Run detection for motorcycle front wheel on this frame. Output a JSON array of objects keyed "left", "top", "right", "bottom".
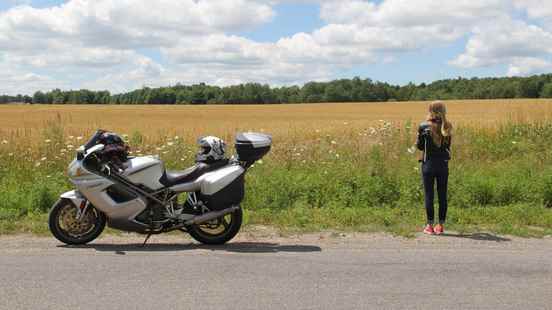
[
  {"left": 48, "top": 199, "right": 106, "bottom": 245},
  {"left": 187, "top": 207, "right": 242, "bottom": 245}
]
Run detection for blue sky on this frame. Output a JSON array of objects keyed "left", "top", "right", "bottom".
[
  {"left": 238, "top": 3, "right": 325, "bottom": 42},
  {"left": 0, "top": 0, "right": 551, "bottom": 94},
  {"left": 0, "top": 0, "right": 64, "bottom": 10}
]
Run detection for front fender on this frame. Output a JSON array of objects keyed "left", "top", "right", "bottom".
[{"left": 60, "top": 190, "right": 85, "bottom": 208}]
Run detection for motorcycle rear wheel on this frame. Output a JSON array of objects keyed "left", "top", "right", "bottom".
[
  {"left": 187, "top": 207, "right": 242, "bottom": 245},
  {"left": 48, "top": 199, "right": 106, "bottom": 245}
]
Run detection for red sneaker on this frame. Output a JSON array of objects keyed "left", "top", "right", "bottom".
[
  {"left": 423, "top": 224, "right": 434, "bottom": 235},
  {"left": 434, "top": 224, "right": 444, "bottom": 235}
]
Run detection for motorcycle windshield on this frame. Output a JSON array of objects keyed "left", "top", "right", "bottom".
[{"left": 83, "top": 129, "right": 107, "bottom": 151}]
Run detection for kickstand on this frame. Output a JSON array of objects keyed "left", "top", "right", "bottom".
[{"left": 141, "top": 233, "right": 152, "bottom": 247}]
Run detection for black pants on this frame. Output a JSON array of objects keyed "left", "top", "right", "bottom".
[{"left": 422, "top": 159, "right": 449, "bottom": 225}]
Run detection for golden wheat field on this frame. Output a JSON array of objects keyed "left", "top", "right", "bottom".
[{"left": 1, "top": 99, "right": 552, "bottom": 147}]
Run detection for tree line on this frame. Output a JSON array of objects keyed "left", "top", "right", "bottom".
[{"left": 3, "top": 74, "right": 552, "bottom": 105}]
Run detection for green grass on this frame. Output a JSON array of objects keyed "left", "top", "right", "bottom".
[{"left": 1, "top": 120, "right": 552, "bottom": 237}]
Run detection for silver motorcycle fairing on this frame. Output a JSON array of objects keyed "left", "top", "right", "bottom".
[
  {"left": 122, "top": 156, "right": 165, "bottom": 190},
  {"left": 67, "top": 159, "right": 147, "bottom": 228},
  {"left": 60, "top": 190, "right": 85, "bottom": 208},
  {"left": 169, "top": 164, "right": 245, "bottom": 195},
  {"left": 63, "top": 155, "right": 245, "bottom": 233}
]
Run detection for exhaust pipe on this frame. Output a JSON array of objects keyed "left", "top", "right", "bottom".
[{"left": 185, "top": 205, "right": 240, "bottom": 225}]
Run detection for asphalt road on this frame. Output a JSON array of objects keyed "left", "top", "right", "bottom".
[{"left": 1, "top": 231, "right": 551, "bottom": 310}]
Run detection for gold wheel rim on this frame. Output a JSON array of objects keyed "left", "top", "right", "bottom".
[
  {"left": 197, "top": 214, "right": 232, "bottom": 236},
  {"left": 58, "top": 204, "right": 96, "bottom": 237}
]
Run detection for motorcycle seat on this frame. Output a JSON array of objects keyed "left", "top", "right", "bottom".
[{"left": 160, "top": 159, "right": 229, "bottom": 187}]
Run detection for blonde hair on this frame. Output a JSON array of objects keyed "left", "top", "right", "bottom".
[{"left": 427, "top": 101, "right": 452, "bottom": 146}]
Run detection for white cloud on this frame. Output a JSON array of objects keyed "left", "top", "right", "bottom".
[
  {"left": 451, "top": 17, "right": 552, "bottom": 75},
  {"left": 160, "top": 34, "right": 336, "bottom": 86},
  {"left": 0, "top": 0, "right": 275, "bottom": 94},
  {"left": 3, "top": 0, "right": 552, "bottom": 93},
  {"left": 507, "top": 57, "right": 552, "bottom": 76},
  {"left": 160, "top": 1, "right": 516, "bottom": 85},
  {"left": 321, "top": 0, "right": 510, "bottom": 27},
  {"left": 0, "top": 0, "right": 274, "bottom": 49},
  {"left": 0, "top": 64, "right": 65, "bottom": 95},
  {"left": 513, "top": 0, "right": 552, "bottom": 20}
]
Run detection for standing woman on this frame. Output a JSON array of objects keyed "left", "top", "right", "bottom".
[{"left": 416, "top": 101, "right": 453, "bottom": 235}]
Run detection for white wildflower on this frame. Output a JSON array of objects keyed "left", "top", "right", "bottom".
[
  {"left": 167, "top": 142, "right": 174, "bottom": 146},
  {"left": 257, "top": 159, "right": 263, "bottom": 164},
  {"left": 41, "top": 157, "right": 47, "bottom": 161},
  {"left": 512, "top": 141, "right": 518, "bottom": 144},
  {"left": 44, "top": 139, "right": 51, "bottom": 143},
  {"left": 331, "top": 140, "right": 337, "bottom": 145},
  {"left": 335, "top": 153, "right": 340, "bottom": 158},
  {"left": 35, "top": 162, "right": 41, "bottom": 167},
  {"left": 174, "top": 136, "right": 180, "bottom": 140}
]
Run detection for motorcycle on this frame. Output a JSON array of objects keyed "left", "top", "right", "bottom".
[{"left": 48, "top": 130, "right": 271, "bottom": 245}]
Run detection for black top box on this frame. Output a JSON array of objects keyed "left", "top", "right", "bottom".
[{"left": 235, "top": 132, "right": 272, "bottom": 162}]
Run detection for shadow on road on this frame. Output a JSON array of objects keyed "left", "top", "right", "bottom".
[
  {"left": 59, "top": 242, "right": 322, "bottom": 255},
  {"left": 439, "top": 232, "right": 511, "bottom": 242}
]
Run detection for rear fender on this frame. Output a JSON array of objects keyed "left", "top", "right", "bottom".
[{"left": 60, "top": 190, "right": 86, "bottom": 208}]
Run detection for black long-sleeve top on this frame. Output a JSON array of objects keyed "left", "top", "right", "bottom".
[{"left": 416, "top": 122, "right": 451, "bottom": 161}]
